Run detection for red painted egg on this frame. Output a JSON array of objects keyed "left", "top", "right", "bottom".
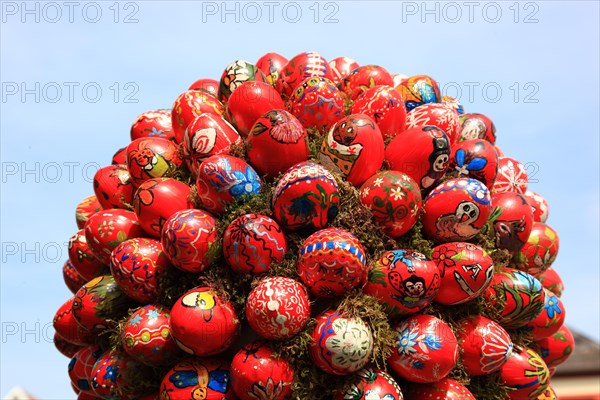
[
  {"left": 170, "top": 287, "right": 240, "bottom": 356},
  {"left": 76, "top": 195, "right": 102, "bottom": 229},
  {"left": 395, "top": 75, "right": 441, "bottom": 111},
  {"left": 351, "top": 85, "right": 407, "bottom": 139},
  {"left": 91, "top": 349, "right": 143, "bottom": 399},
  {"left": 459, "top": 113, "right": 496, "bottom": 143},
  {"left": 223, "top": 214, "right": 287, "bottom": 274},
  {"left": 334, "top": 368, "right": 403, "bottom": 400},
  {"left": 341, "top": 65, "right": 393, "bottom": 100},
  {"left": 272, "top": 162, "right": 339, "bottom": 232},
  {"left": 536, "top": 387, "right": 558, "bottom": 400},
  {"left": 77, "top": 392, "right": 101, "bottom": 400},
  {"left": 422, "top": 178, "right": 492, "bottom": 242},
  {"left": 405, "top": 103, "right": 461, "bottom": 144},
  {"left": 84, "top": 209, "right": 145, "bottom": 265},
  {"left": 112, "top": 146, "right": 128, "bottom": 165},
  {"left": 122, "top": 304, "right": 181, "bottom": 366},
  {"left": 495, "top": 145, "right": 505, "bottom": 157},
  {"left": 276, "top": 51, "right": 333, "bottom": 98},
  {"left": 492, "top": 192, "right": 534, "bottom": 254},
  {"left": 534, "top": 325, "right": 575, "bottom": 368},
  {"left": 538, "top": 267, "right": 564, "bottom": 297},
  {"left": 328, "top": 56, "right": 359, "bottom": 85},
  {"left": 68, "top": 229, "right": 106, "bottom": 281},
  {"left": 521, "top": 288, "right": 565, "bottom": 341},
  {"left": 218, "top": 59, "right": 267, "bottom": 102},
  {"left": 55, "top": 332, "right": 83, "bottom": 358},
  {"left": 256, "top": 52, "right": 288, "bottom": 87},
  {"left": 161, "top": 209, "right": 218, "bottom": 273},
  {"left": 320, "top": 113, "right": 384, "bottom": 186},
  {"left": 498, "top": 347, "right": 550, "bottom": 400},
  {"left": 225, "top": 80, "right": 284, "bottom": 137},
  {"left": 126, "top": 137, "right": 181, "bottom": 185},
  {"left": 231, "top": 342, "right": 294, "bottom": 400},
  {"left": 447, "top": 139, "right": 499, "bottom": 187},
  {"left": 188, "top": 78, "right": 219, "bottom": 98},
  {"left": 442, "top": 95, "right": 465, "bottom": 114},
  {"left": 53, "top": 298, "right": 93, "bottom": 345},
  {"left": 524, "top": 191, "right": 549, "bottom": 223},
  {"left": 172, "top": 90, "right": 224, "bottom": 143},
  {"left": 160, "top": 358, "right": 235, "bottom": 400},
  {"left": 456, "top": 316, "right": 513, "bottom": 375},
  {"left": 493, "top": 157, "right": 529, "bottom": 194},
  {"left": 195, "top": 155, "right": 262, "bottom": 214},
  {"left": 287, "top": 76, "right": 344, "bottom": 132},
  {"left": 431, "top": 242, "right": 494, "bottom": 305},
  {"left": 363, "top": 250, "right": 440, "bottom": 316},
  {"left": 69, "top": 345, "right": 103, "bottom": 394},
  {"left": 408, "top": 378, "right": 475, "bottom": 400},
  {"left": 515, "top": 223, "right": 560, "bottom": 277},
  {"left": 388, "top": 314, "right": 458, "bottom": 383},
  {"left": 385, "top": 126, "right": 451, "bottom": 192},
  {"left": 246, "top": 277, "right": 310, "bottom": 340},
  {"left": 309, "top": 310, "right": 373, "bottom": 375},
  {"left": 63, "top": 259, "right": 87, "bottom": 294},
  {"left": 93, "top": 165, "right": 134, "bottom": 209},
  {"left": 130, "top": 109, "right": 175, "bottom": 141},
  {"left": 297, "top": 228, "right": 367, "bottom": 298},
  {"left": 247, "top": 109, "right": 309, "bottom": 179},
  {"left": 359, "top": 170, "right": 422, "bottom": 238}
]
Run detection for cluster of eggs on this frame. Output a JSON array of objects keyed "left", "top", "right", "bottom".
[{"left": 54, "top": 51, "right": 571, "bottom": 400}]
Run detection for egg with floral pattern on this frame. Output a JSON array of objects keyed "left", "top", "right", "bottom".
[
  {"left": 515, "top": 223, "right": 560, "bottom": 277},
  {"left": 407, "top": 378, "right": 475, "bottom": 400},
  {"left": 351, "top": 85, "right": 407, "bottom": 139},
  {"left": 130, "top": 109, "right": 175, "bottom": 141},
  {"left": 287, "top": 76, "right": 344, "bottom": 132},
  {"left": 395, "top": 75, "right": 441, "bottom": 111},
  {"left": 520, "top": 288, "right": 566, "bottom": 341},
  {"left": 459, "top": 113, "right": 496, "bottom": 143},
  {"left": 492, "top": 192, "right": 534, "bottom": 254},
  {"left": 91, "top": 349, "right": 145, "bottom": 399},
  {"left": 218, "top": 59, "right": 267, "bottom": 102},
  {"left": 533, "top": 325, "right": 575, "bottom": 368},
  {"left": 68, "top": 229, "right": 106, "bottom": 281},
  {"left": 523, "top": 191, "right": 550, "bottom": 223},
  {"left": 493, "top": 157, "right": 529, "bottom": 194},
  {"left": 63, "top": 260, "right": 87, "bottom": 294},
  {"left": 538, "top": 267, "right": 564, "bottom": 297},
  {"left": 69, "top": 345, "right": 103, "bottom": 394},
  {"left": 256, "top": 52, "right": 288, "bottom": 87},
  {"left": 93, "top": 165, "right": 134, "bottom": 210},
  {"left": 405, "top": 103, "right": 461, "bottom": 144},
  {"left": 172, "top": 90, "right": 224, "bottom": 143},
  {"left": 442, "top": 96, "right": 464, "bottom": 114},
  {"left": 341, "top": 65, "right": 393, "bottom": 100},
  {"left": 499, "top": 347, "right": 550, "bottom": 400},
  {"left": 160, "top": 358, "right": 235, "bottom": 400},
  {"left": 328, "top": 56, "right": 359, "bottom": 85},
  {"left": 126, "top": 137, "right": 181, "bottom": 185},
  {"left": 276, "top": 51, "right": 333, "bottom": 98},
  {"left": 54, "top": 297, "right": 93, "bottom": 345},
  {"left": 334, "top": 368, "right": 403, "bottom": 400},
  {"left": 447, "top": 139, "right": 498, "bottom": 187},
  {"left": 76, "top": 195, "right": 102, "bottom": 229}
]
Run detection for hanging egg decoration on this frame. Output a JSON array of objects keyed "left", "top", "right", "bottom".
[
  {"left": 405, "top": 103, "right": 461, "bottom": 144},
  {"left": 328, "top": 56, "right": 359, "bottom": 85},
  {"left": 171, "top": 89, "right": 224, "bottom": 143},
  {"left": 68, "top": 345, "right": 102, "bottom": 395},
  {"left": 395, "top": 74, "right": 441, "bottom": 111},
  {"left": 159, "top": 358, "right": 235, "bottom": 400},
  {"left": 498, "top": 347, "right": 550, "bottom": 400},
  {"left": 523, "top": 191, "right": 550, "bottom": 223},
  {"left": 63, "top": 260, "right": 86, "bottom": 294},
  {"left": 447, "top": 139, "right": 499, "bottom": 187},
  {"left": 126, "top": 137, "right": 181, "bottom": 185},
  {"left": 53, "top": 297, "right": 93, "bottom": 346},
  {"left": 68, "top": 229, "right": 106, "bottom": 281},
  {"left": 492, "top": 192, "right": 534, "bottom": 254},
  {"left": 287, "top": 76, "right": 344, "bottom": 132},
  {"left": 341, "top": 65, "right": 394, "bottom": 100},
  {"left": 93, "top": 164, "right": 134, "bottom": 210},
  {"left": 218, "top": 59, "right": 267, "bottom": 102},
  {"left": 515, "top": 222, "right": 560, "bottom": 277},
  {"left": 493, "top": 156, "right": 529, "bottom": 194},
  {"left": 130, "top": 109, "right": 175, "bottom": 141},
  {"left": 351, "top": 85, "right": 407, "bottom": 139},
  {"left": 442, "top": 95, "right": 464, "bottom": 114},
  {"left": 187, "top": 78, "right": 219, "bottom": 98},
  {"left": 458, "top": 113, "right": 496, "bottom": 143},
  {"left": 276, "top": 51, "right": 333, "bottom": 98},
  {"left": 75, "top": 195, "right": 102, "bottom": 229},
  {"left": 256, "top": 51, "right": 288, "bottom": 87},
  {"left": 520, "top": 288, "right": 566, "bottom": 341},
  {"left": 334, "top": 368, "right": 403, "bottom": 400},
  {"left": 538, "top": 267, "right": 564, "bottom": 297},
  {"left": 533, "top": 325, "right": 575, "bottom": 368}
]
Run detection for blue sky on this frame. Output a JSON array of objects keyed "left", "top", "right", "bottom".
[{"left": 1, "top": 1, "right": 599, "bottom": 398}]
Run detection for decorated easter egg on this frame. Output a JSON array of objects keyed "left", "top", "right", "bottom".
[
  {"left": 328, "top": 56, "right": 359, "bottom": 84},
  {"left": 521, "top": 289, "right": 565, "bottom": 341},
  {"left": 218, "top": 59, "right": 267, "bottom": 102},
  {"left": 385, "top": 126, "right": 451, "bottom": 192},
  {"left": 231, "top": 342, "right": 294, "bottom": 400},
  {"left": 297, "top": 228, "right": 367, "bottom": 298},
  {"left": 272, "top": 162, "right": 339, "bottom": 231},
  {"left": 130, "top": 109, "right": 175, "bottom": 141},
  {"left": 287, "top": 76, "right": 344, "bottom": 132},
  {"left": 76, "top": 195, "right": 102, "bottom": 229},
  {"left": 53, "top": 297, "right": 93, "bottom": 345},
  {"left": 247, "top": 109, "right": 309, "bottom": 179},
  {"left": 170, "top": 287, "right": 240, "bottom": 356},
  {"left": 320, "top": 113, "right": 384, "bottom": 186},
  {"left": 161, "top": 209, "right": 218, "bottom": 273},
  {"left": 133, "top": 178, "right": 192, "bottom": 238},
  {"left": 524, "top": 191, "right": 549, "bottom": 223},
  {"left": 160, "top": 358, "right": 234, "bottom": 400},
  {"left": 363, "top": 250, "right": 440, "bottom": 316},
  {"left": 456, "top": 316, "right": 513, "bottom": 375},
  {"left": 493, "top": 157, "right": 529, "bottom": 194},
  {"left": 388, "top": 314, "right": 458, "bottom": 383},
  {"left": 499, "top": 347, "right": 550, "bottom": 400},
  {"left": 55, "top": 332, "right": 84, "bottom": 358},
  {"left": 91, "top": 349, "right": 144, "bottom": 399},
  {"left": 534, "top": 325, "right": 575, "bottom": 368},
  {"left": 536, "top": 387, "right": 558, "bottom": 400},
  {"left": 63, "top": 260, "right": 87, "bottom": 294},
  {"left": 447, "top": 139, "right": 499, "bottom": 187},
  {"left": 351, "top": 85, "right": 407, "bottom": 139},
  {"left": 172, "top": 89, "right": 224, "bottom": 143},
  {"left": 431, "top": 242, "right": 494, "bottom": 305},
  {"left": 405, "top": 103, "right": 461, "bottom": 143},
  {"left": 309, "top": 310, "right": 373, "bottom": 375},
  {"left": 458, "top": 113, "right": 496, "bottom": 143},
  {"left": 391, "top": 73, "right": 408, "bottom": 87},
  {"left": 395, "top": 75, "right": 441, "bottom": 111},
  {"left": 126, "top": 137, "right": 181, "bottom": 185},
  {"left": 93, "top": 165, "right": 134, "bottom": 210},
  {"left": 68, "top": 229, "right": 106, "bottom": 281},
  {"left": 188, "top": 78, "right": 219, "bottom": 98},
  {"left": 276, "top": 51, "right": 333, "bottom": 98},
  {"left": 334, "top": 368, "right": 403, "bottom": 400},
  {"left": 492, "top": 192, "right": 534, "bottom": 254},
  {"left": 407, "top": 378, "right": 475, "bottom": 400},
  {"left": 246, "top": 277, "right": 310, "bottom": 340},
  {"left": 515, "top": 223, "right": 559, "bottom": 277},
  {"left": 422, "top": 178, "right": 492, "bottom": 242},
  {"left": 341, "top": 65, "right": 393, "bottom": 100},
  {"left": 359, "top": 171, "right": 422, "bottom": 237},
  {"left": 538, "top": 267, "right": 564, "bottom": 297},
  {"left": 442, "top": 95, "right": 464, "bottom": 114},
  {"left": 223, "top": 214, "right": 287, "bottom": 274},
  {"left": 69, "top": 345, "right": 103, "bottom": 394},
  {"left": 256, "top": 52, "right": 288, "bottom": 87},
  {"left": 112, "top": 146, "right": 128, "bottom": 165}
]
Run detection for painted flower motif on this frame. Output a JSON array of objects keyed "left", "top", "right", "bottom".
[
  {"left": 390, "top": 187, "right": 405, "bottom": 201},
  {"left": 325, "top": 317, "right": 373, "bottom": 371},
  {"left": 362, "top": 187, "right": 370, "bottom": 198},
  {"left": 373, "top": 177, "right": 384, "bottom": 187},
  {"left": 247, "top": 377, "right": 285, "bottom": 400},
  {"left": 97, "top": 221, "right": 114, "bottom": 238},
  {"left": 396, "top": 324, "right": 418, "bottom": 356},
  {"left": 422, "top": 334, "right": 442, "bottom": 351},
  {"left": 230, "top": 167, "right": 261, "bottom": 197},
  {"left": 147, "top": 309, "right": 160, "bottom": 320},
  {"left": 545, "top": 295, "right": 561, "bottom": 319},
  {"left": 431, "top": 246, "right": 457, "bottom": 273},
  {"left": 149, "top": 127, "right": 166, "bottom": 137},
  {"left": 129, "top": 314, "right": 142, "bottom": 326}
]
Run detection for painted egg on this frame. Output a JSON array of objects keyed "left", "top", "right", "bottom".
[
  {"left": 161, "top": 209, "right": 218, "bottom": 273},
  {"left": 492, "top": 192, "right": 534, "bottom": 254},
  {"left": 341, "top": 65, "right": 393, "bottom": 100},
  {"left": 483, "top": 268, "right": 545, "bottom": 329},
  {"left": 196, "top": 155, "right": 262, "bottom": 214},
  {"left": 272, "top": 162, "right": 339, "bottom": 232},
  {"left": 395, "top": 75, "right": 441, "bottom": 111},
  {"left": 359, "top": 171, "right": 422, "bottom": 238},
  {"left": 456, "top": 316, "right": 513, "bottom": 375},
  {"left": 351, "top": 85, "right": 407, "bottom": 139},
  {"left": 297, "top": 228, "right": 367, "bottom": 298},
  {"left": 276, "top": 51, "right": 333, "bottom": 98},
  {"left": 109, "top": 238, "right": 169, "bottom": 303},
  {"left": 388, "top": 314, "right": 458, "bottom": 383},
  {"left": 256, "top": 52, "right": 288, "bottom": 87},
  {"left": 126, "top": 137, "right": 181, "bottom": 185},
  {"left": 76, "top": 195, "right": 102, "bottom": 229},
  {"left": 407, "top": 378, "right": 475, "bottom": 400},
  {"left": 223, "top": 214, "right": 286, "bottom": 274},
  {"left": 363, "top": 250, "right": 440, "bottom": 316},
  {"left": 188, "top": 78, "right": 219, "bottom": 98},
  {"left": 231, "top": 342, "right": 294, "bottom": 400},
  {"left": 91, "top": 349, "right": 143, "bottom": 399},
  {"left": 431, "top": 242, "right": 494, "bottom": 305},
  {"left": 170, "top": 287, "right": 240, "bottom": 356},
  {"left": 130, "top": 109, "right": 175, "bottom": 141},
  {"left": 442, "top": 96, "right": 464, "bottom": 114},
  {"left": 309, "top": 310, "right": 373, "bottom": 375},
  {"left": 287, "top": 76, "right": 344, "bottom": 132},
  {"left": 172, "top": 89, "right": 224, "bottom": 143},
  {"left": 218, "top": 59, "right": 267, "bottom": 102},
  {"left": 122, "top": 304, "right": 181, "bottom": 366},
  {"left": 328, "top": 56, "right": 360, "bottom": 85},
  {"left": 536, "top": 387, "right": 558, "bottom": 400},
  {"left": 55, "top": 332, "right": 84, "bottom": 358},
  {"left": 112, "top": 146, "right": 128, "bottom": 165},
  {"left": 160, "top": 358, "right": 235, "bottom": 400},
  {"left": 521, "top": 288, "right": 566, "bottom": 341},
  {"left": 499, "top": 347, "right": 550, "bottom": 400},
  {"left": 93, "top": 165, "right": 134, "bottom": 210},
  {"left": 334, "top": 368, "right": 403, "bottom": 400},
  {"left": 391, "top": 73, "right": 408, "bottom": 87},
  {"left": 225, "top": 80, "right": 284, "bottom": 137},
  {"left": 133, "top": 178, "right": 192, "bottom": 238},
  {"left": 534, "top": 325, "right": 575, "bottom": 368},
  {"left": 422, "top": 178, "right": 492, "bottom": 242},
  {"left": 53, "top": 297, "right": 93, "bottom": 345},
  {"left": 495, "top": 145, "right": 505, "bottom": 157},
  {"left": 459, "top": 113, "right": 496, "bottom": 143},
  {"left": 84, "top": 209, "right": 145, "bottom": 265},
  {"left": 320, "top": 113, "right": 384, "bottom": 186},
  {"left": 405, "top": 103, "right": 461, "bottom": 144},
  {"left": 247, "top": 109, "right": 309, "bottom": 179},
  {"left": 69, "top": 345, "right": 103, "bottom": 394},
  {"left": 493, "top": 157, "right": 529, "bottom": 194},
  {"left": 68, "top": 229, "right": 106, "bottom": 281},
  {"left": 63, "top": 260, "right": 87, "bottom": 294},
  {"left": 538, "top": 267, "right": 564, "bottom": 297},
  {"left": 77, "top": 391, "right": 100, "bottom": 400},
  {"left": 523, "top": 191, "right": 549, "bottom": 223},
  {"left": 515, "top": 223, "right": 560, "bottom": 277},
  {"left": 385, "top": 126, "right": 451, "bottom": 192},
  {"left": 183, "top": 113, "right": 241, "bottom": 174},
  {"left": 447, "top": 139, "right": 499, "bottom": 187},
  {"left": 246, "top": 277, "right": 310, "bottom": 340}
]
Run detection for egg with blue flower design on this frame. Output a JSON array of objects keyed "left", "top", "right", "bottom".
[{"left": 447, "top": 139, "right": 498, "bottom": 187}]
